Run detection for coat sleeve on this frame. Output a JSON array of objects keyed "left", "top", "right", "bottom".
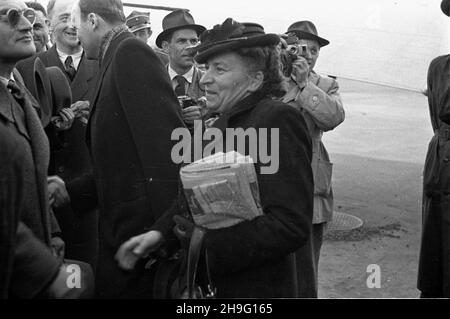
[
  {"left": 10, "top": 222, "right": 61, "bottom": 299},
  {"left": 293, "top": 74, "right": 345, "bottom": 132},
  {"left": 203, "top": 105, "right": 314, "bottom": 277},
  {"left": 0, "top": 141, "right": 60, "bottom": 298}
]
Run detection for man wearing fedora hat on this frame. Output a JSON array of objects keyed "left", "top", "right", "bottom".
[
  {"left": 126, "top": 10, "right": 152, "bottom": 44},
  {"left": 16, "top": 0, "right": 100, "bottom": 269},
  {"left": 282, "top": 20, "right": 345, "bottom": 297},
  {"left": 418, "top": 0, "right": 450, "bottom": 298},
  {"left": 156, "top": 9, "right": 206, "bottom": 127}
]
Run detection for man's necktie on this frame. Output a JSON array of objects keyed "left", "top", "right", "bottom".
[
  {"left": 7, "top": 79, "right": 26, "bottom": 102},
  {"left": 174, "top": 75, "right": 188, "bottom": 96},
  {"left": 64, "top": 56, "right": 76, "bottom": 81}
]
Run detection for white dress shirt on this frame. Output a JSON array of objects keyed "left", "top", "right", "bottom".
[{"left": 57, "top": 48, "right": 83, "bottom": 70}]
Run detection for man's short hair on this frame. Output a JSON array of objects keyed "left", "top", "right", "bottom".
[
  {"left": 26, "top": 1, "right": 47, "bottom": 16},
  {"left": 78, "top": 0, "right": 125, "bottom": 24}
]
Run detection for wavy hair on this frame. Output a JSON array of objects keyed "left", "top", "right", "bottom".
[{"left": 235, "top": 45, "right": 287, "bottom": 98}]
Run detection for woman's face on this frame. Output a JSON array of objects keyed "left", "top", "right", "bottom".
[{"left": 200, "top": 51, "right": 260, "bottom": 113}]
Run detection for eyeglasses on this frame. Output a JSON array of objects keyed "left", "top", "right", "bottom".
[{"left": 0, "top": 8, "right": 36, "bottom": 27}]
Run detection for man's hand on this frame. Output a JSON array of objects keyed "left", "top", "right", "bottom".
[
  {"left": 53, "top": 108, "right": 75, "bottom": 131},
  {"left": 51, "top": 236, "right": 65, "bottom": 263},
  {"left": 291, "top": 56, "right": 309, "bottom": 89},
  {"left": 115, "top": 230, "right": 164, "bottom": 271},
  {"left": 182, "top": 105, "right": 203, "bottom": 125},
  {"left": 70, "top": 100, "right": 90, "bottom": 123},
  {"left": 47, "top": 176, "right": 70, "bottom": 209}
]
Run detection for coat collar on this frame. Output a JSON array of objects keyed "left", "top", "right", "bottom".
[
  {"left": 86, "top": 31, "right": 134, "bottom": 149},
  {"left": 212, "top": 91, "right": 266, "bottom": 131}
]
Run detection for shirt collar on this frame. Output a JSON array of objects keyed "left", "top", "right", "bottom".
[
  {"left": 56, "top": 47, "right": 83, "bottom": 69},
  {"left": 168, "top": 65, "right": 194, "bottom": 84}
]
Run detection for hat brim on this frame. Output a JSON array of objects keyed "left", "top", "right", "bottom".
[
  {"left": 33, "top": 58, "right": 52, "bottom": 127},
  {"left": 156, "top": 24, "right": 206, "bottom": 48},
  {"left": 286, "top": 30, "right": 329, "bottom": 47},
  {"left": 46, "top": 66, "right": 72, "bottom": 113},
  {"left": 194, "top": 33, "right": 280, "bottom": 64},
  {"left": 130, "top": 24, "right": 152, "bottom": 33},
  {"left": 442, "top": 0, "right": 450, "bottom": 16}
]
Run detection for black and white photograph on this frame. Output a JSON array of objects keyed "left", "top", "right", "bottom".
[{"left": 1, "top": 0, "right": 449, "bottom": 305}]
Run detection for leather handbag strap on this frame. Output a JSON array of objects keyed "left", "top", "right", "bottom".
[{"left": 187, "top": 226, "right": 205, "bottom": 298}]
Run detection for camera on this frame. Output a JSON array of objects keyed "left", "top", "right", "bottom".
[
  {"left": 287, "top": 44, "right": 307, "bottom": 56},
  {"left": 177, "top": 95, "right": 197, "bottom": 109},
  {"left": 280, "top": 44, "right": 307, "bottom": 77}
]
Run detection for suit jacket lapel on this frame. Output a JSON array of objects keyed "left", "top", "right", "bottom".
[
  {"left": 71, "top": 52, "right": 95, "bottom": 100},
  {"left": 46, "top": 45, "right": 66, "bottom": 71}
]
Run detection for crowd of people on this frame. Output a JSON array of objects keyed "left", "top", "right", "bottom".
[{"left": 0, "top": 0, "right": 447, "bottom": 299}]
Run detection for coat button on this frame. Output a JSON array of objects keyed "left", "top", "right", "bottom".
[
  {"left": 444, "top": 158, "right": 450, "bottom": 163},
  {"left": 312, "top": 96, "right": 319, "bottom": 104},
  {"left": 147, "top": 178, "right": 153, "bottom": 183},
  {"left": 57, "top": 166, "right": 64, "bottom": 173}
]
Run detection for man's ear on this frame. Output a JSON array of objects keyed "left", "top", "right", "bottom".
[
  {"left": 161, "top": 41, "right": 170, "bottom": 54},
  {"left": 87, "top": 13, "right": 99, "bottom": 30},
  {"left": 248, "top": 71, "right": 264, "bottom": 93}
]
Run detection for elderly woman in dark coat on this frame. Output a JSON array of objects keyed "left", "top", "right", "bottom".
[{"left": 116, "top": 19, "right": 314, "bottom": 298}]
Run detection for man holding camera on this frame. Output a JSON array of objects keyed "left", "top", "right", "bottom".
[
  {"left": 156, "top": 9, "right": 206, "bottom": 127},
  {"left": 281, "top": 20, "right": 345, "bottom": 297}
]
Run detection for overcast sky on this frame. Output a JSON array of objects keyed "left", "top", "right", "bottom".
[{"left": 35, "top": 0, "right": 450, "bottom": 90}]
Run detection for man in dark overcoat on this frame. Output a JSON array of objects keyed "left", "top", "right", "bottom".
[
  {"left": 67, "top": 0, "right": 185, "bottom": 298},
  {"left": 418, "top": 0, "right": 450, "bottom": 298},
  {"left": 16, "top": 0, "right": 99, "bottom": 267},
  {"left": 0, "top": 0, "right": 91, "bottom": 298}
]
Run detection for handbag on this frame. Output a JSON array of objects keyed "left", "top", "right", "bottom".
[{"left": 152, "top": 226, "right": 216, "bottom": 299}]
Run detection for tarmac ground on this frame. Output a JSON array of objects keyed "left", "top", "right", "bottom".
[{"left": 318, "top": 78, "right": 431, "bottom": 298}]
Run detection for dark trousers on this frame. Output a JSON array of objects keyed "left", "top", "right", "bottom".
[{"left": 295, "top": 223, "right": 325, "bottom": 298}]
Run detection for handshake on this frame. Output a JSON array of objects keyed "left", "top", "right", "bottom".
[{"left": 52, "top": 100, "right": 90, "bottom": 130}]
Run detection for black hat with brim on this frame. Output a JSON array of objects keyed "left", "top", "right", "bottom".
[
  {"left": 33, "top": 58, "right": 53, "bottom": 127},
  {"left": 33, "top": 58, "right": 72, "bottom": 127},
  {"left": 194, "top": 19, "right": 280, "bottom": 64},
  {"left": 285, "top": 30, "right": 329, "bottom": 47},
  {"left": 442, "top": 0, "right": 450, "bottom": 16},
  {"left": 155, "top": 9, "right": 206, "bottom": 48},
  {"left": 286, "top": 20, "right": 330, "bottom": 47},
  {"left": 156, "top": 24, "right": 206, "bottom": 48}
]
